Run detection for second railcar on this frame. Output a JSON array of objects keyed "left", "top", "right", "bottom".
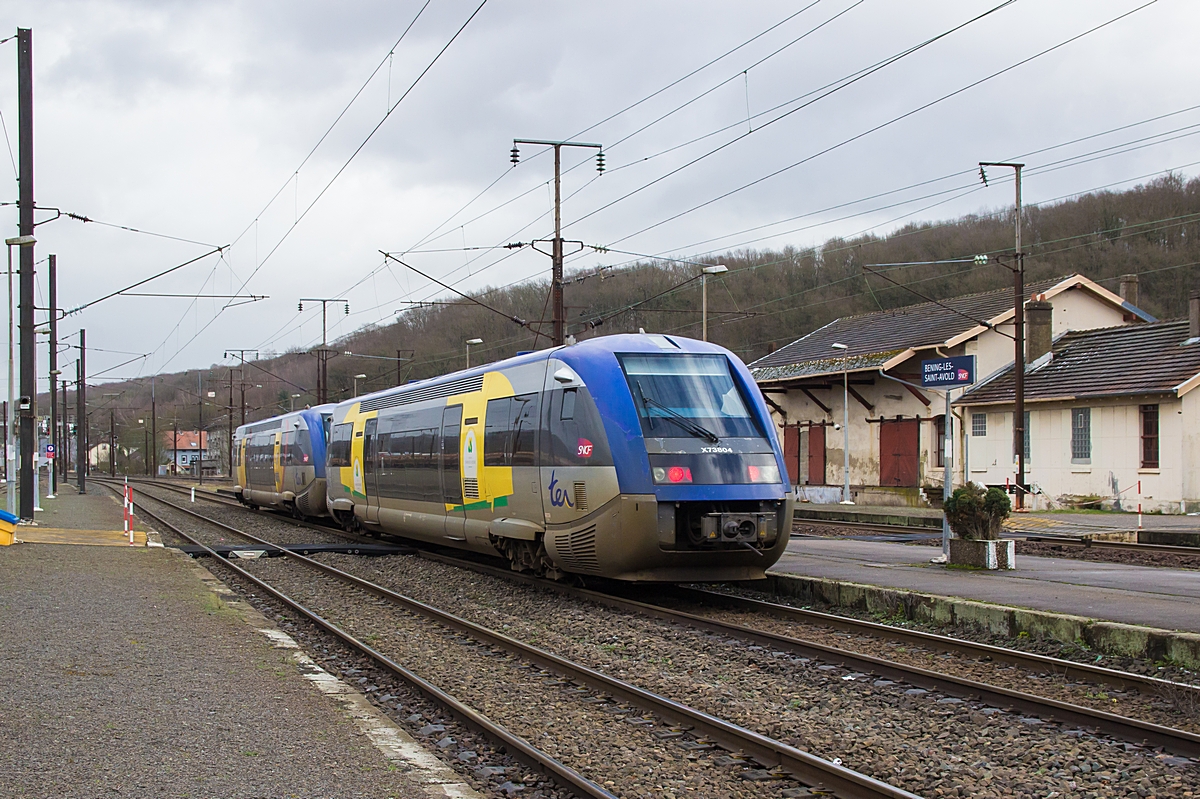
[
  {"left": 326, "top": 333, "right": 793, "bottom": 581},
  {"left": 233, "top": 405, "right": 335, "bottom": 519}
]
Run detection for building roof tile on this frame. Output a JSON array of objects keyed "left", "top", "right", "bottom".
[{"left": 961, "top": 320, "right": 1200, "bottom": 405}]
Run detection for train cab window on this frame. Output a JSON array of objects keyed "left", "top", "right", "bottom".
[
  {"left": 544, "top": 386, "right": 612, "bottom": 467},
  {"left": 618, "top": 353, "right": 762, "bottom": 440},
  {"left": 328, "top": 422, "right": 353, "bottom": 468}
]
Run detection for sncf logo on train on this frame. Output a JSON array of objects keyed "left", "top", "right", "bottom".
[{"left": 576, "top": 438, "right": 593, "bottom": 458}]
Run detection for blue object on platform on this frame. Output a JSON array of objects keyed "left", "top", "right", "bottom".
[{"left": 0, "top": 509, "right": 19, "bottom": 525}]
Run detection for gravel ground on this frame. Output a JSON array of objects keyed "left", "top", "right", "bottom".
[
  {"left": 238, "top": 556, "right": 800, "bottom": 799},
  {"left": 0, "top": 543, "right": 422, "bottom": 798},
  {"left": 270, "top": 552, "right": 1200, "bottom": 799},
  {"left": 207, "top": 562, "right": 583, "bottom": 799},
  {"left": 148, "top": 497, "right": 1200, "bottom": 795}
]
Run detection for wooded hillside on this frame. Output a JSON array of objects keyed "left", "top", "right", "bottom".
[{"left": 73, "top": 173, "right": 1200, "bottom": 465}]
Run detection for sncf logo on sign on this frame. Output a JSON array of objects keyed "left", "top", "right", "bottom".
[{"left": 576, "top": 438, "right": 594, "bottom": 458}]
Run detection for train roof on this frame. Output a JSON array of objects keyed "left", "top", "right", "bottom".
[
  {"left": 235, "top": 403, "right": 336, "bottom": 437},
  {"left": 332, "top": 332, "right": 745, "bottom": 415}
]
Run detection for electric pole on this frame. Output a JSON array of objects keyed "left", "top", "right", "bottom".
[
  {"left": 510, "top": 139, "right": 603, "bottom": 346},
  {"left": 980, "top": 161, "right": 1025, "bottom": 510},
  {"left": 17, "top": 28, "right": 35, "bottom": 519},
  {"left": 150, "top": 374, "right": 156, "bottom": 478},
  {"left": 76, "top": 329, "right": 85, "bottom": 494},
  {"left": 299, "top": 300, "right": 345, "bottom": 402},
  {"left": 109, "top": 409, "right": 114, "bottom": 477},
  {"left": 227, "top": 367, "right": 236, "bottom": 476}
]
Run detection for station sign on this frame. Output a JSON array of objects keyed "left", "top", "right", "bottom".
[{"left": 921, "top": 355, "right": 976, "bottom": 388}]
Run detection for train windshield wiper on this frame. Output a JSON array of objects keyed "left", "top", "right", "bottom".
[{"left": 637, "top": 383, "right": 719, "bottom": 443}]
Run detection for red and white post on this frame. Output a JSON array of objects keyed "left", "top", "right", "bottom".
[{"left": 1137, "top": 480, "right": 1143, "bottom": 532}]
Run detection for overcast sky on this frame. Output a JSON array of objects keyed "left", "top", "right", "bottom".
[{"left": 1, "top": 0, "right": 1197, "bottom": 390}]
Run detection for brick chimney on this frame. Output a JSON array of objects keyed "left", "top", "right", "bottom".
[
  {"left": 1026, "top": 295, "right": 1053, "bottom": 362},
  {"left": 1119, "top": 273, "right": 1139, "bottom": 307},
  {"left": 1191, "top": 289, "right": 1200, "bottom": 340}
]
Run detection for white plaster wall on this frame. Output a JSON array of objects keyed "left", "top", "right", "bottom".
[
  {"left": 771, "top": 377, "right": 953, "bottom": 488},
  {"left": 962, "top": 397, "right": 1186, "bottom": 512},
  {"left": 1182, "top": 389, "right": 1200, "bottom": 510}
]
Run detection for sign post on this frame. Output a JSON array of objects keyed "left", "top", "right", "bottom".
[{"left": 921, "top": 356, "right": 976, "bottom": 562}]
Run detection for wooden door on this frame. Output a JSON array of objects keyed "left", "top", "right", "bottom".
[
  {"left": 806, "top": 425, "right": 825, "bottom": 485},
  {"left": 783, "top": 426, "right": 800, "bottom": 485},
  {"left": 879, "top": 418, "right": 919, "bottom": 487}
]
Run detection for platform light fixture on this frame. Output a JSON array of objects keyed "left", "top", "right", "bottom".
[
  {"left": 353, "top": 374, "right": 367, "bottom": 398},
  {"left": 700, "top": 265, "right": 727, "bottom": 342},
  {"left": 465, "top": 338, "right": 483, "bottom": 368},
  {"left": 4, "top": 235, "right": 34, "bottom": 513}
]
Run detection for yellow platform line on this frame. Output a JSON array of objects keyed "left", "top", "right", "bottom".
[{"left": 15, "top": 527, "right": 148, "bottom": 547}]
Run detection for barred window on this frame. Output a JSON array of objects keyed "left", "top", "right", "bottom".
[
  {"left": 971, "top": 413, "right": 986, "bottom": 437},
  {"left": 1071, "top": 407, "right": 1091, "bottom": 463},
  {"left": 1012, "top": 410, "right": 1030, "bottom": 462},
  {"left": 1140, "top": 404, "right": 1159, "bottom": 469}
]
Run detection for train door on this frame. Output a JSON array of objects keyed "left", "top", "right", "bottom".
[
  {"left": 363, "top": 418, "right": 380, "bottom": 524},
  {"left": 440, "top": 405, "right": 465, "bottom": 540},
  {"left": 272, "top": 433, "right": 283, "bottom": 493},
  {"left": 783, "top": 425, "right": 800, "bottom": 485},
  {"left": 880, "top": 418, "right": 919, "bottom": 487}
]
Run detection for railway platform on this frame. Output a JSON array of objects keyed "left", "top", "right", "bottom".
[
  {"left": 0, "top": 484, "right": 482, "bottom": 799},
  {"left": 768, "top": 536, "right": 1200, "bottom": 668}
]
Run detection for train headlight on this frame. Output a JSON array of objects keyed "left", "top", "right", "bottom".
[
  {"left": 747, "top": 463, "right": 780, "bottom": 483},
  {"left": 652, "top": 466, "right": 692, "bottom": 484}
]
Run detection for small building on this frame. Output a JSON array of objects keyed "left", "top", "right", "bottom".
[
  {"left": 958, "top": 292, "right": 1200, "bottom": 514},
  {"left": 162, "top": 431, "right": 208, "bottom": 475},
  {"left": 748, "top": 274, "right": 1153, "bottom": 505}
]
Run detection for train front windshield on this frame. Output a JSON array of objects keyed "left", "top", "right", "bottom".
[{"left": 618, "top": 353, "right": 763, "bottom": 440}]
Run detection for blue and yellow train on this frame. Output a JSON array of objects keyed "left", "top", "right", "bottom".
[
  {"left": 232, "top": 405, "right": 336, "bottom": 519},
  {"left": 324, "top": 333, "right": 793, "bottom": 581}
]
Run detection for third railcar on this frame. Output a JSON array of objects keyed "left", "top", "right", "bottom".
[
  {"left": 233, "top": 405, "right": 335, "bottom": 519},
  {"left": 325, "top": 333, "right": 793, "bottom": 582}
]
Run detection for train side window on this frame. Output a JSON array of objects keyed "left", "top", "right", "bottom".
[
  {"left": 511, "top": 394, "right": 539, "bottom": 466},
  {"left": 328, "top": 422, "right": 353, "bottom": 467},
  {"left": 484, "top": 397, "right": 512, "bottom": 467},
  {"left": 549, "top": 387, "right": 612, "bottom": 466}
]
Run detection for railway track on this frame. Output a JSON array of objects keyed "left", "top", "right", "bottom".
[
  {"left": 795, "top": 515, "right": 1200, "bottom": 553},
  {"left": 418, "top": 551, "right": 1200, "bottom": 759},
  {"left": 113, "top": 479, "right": 918, "bottom": 799}
]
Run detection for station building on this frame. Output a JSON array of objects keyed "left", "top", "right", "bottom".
[
  {"left": 748, "top": 274, "right": 1153, "bottom": 506},
  {"left": 958, "top": 292, "right": 1200, "bottom": 514}
]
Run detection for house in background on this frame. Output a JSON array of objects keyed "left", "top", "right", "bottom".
[
  {"left": 958, "top": 291, "right": 1200, "bottom": 513},
  {"left": 161, "top": 430, "right": 208, "bottom": 476},
  {"left": 748, "top": 274, "right": 1153, "bottom": 506}
]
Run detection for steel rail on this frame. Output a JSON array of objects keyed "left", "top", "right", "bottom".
[
  {"left": 98, "top": 481, "right": 619, "bottom": 799},
  {"left": 1023, "top": 535, "right": 1200, "bottom": 554},
  {"left": 668, "top": 587, "right": 1200, "bottom": 695},
  {"left": 124, "top": 482, "right": 919, "bottom": 799},
  {"left": 412, "top": 552, "right": 1200, "bottom": 759},
  {"left": 792, "top": 519, "right": 941, "bottom": 536}
]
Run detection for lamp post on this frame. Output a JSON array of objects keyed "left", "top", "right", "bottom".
[
  {"left": 5, "top": 234, "right": 34, "bottom": 514},
  {"left": 353, "top": 374, "right": 366, "bottom": 398},
  {"left": 290, "top": 393, "right": 301, "bottom": 412},
  {"left": 47, "top": 368, "right": 61, "bottom": 498},
  {"left": 831, "top": 342, "right": 852, "bottom": 505},
  {"left": 700, "top": 265, "right": 727, "bottom": 342},
  {"left": 465, "top": 338, "right": 483, "bottom": 368}
]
